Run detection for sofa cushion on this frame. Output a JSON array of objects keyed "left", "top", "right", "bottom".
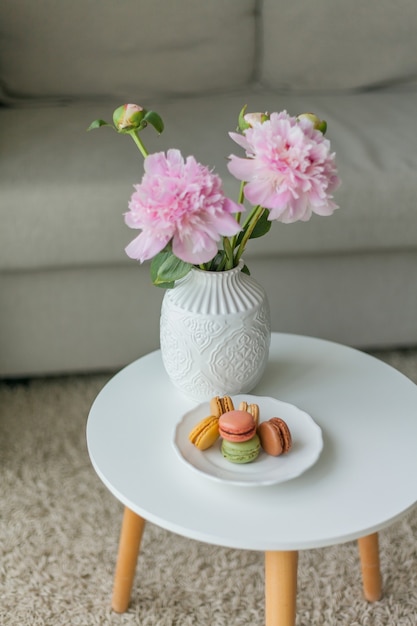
[
  {"left": 261, "top": 0, "right": 417, "bottom": 92},
  {"left": 1, "top": 90, "right": 417, "bottom": 272},
  {"left": 0, "top": 0, "right": 256, "bottom": 102}
]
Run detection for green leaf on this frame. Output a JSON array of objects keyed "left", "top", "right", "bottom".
[
  {"left": 150, "top": 251, "right": 192, "bottom": 287},
  {"left": 238, "top": 104, "right": 250, "bottom": 131},
  {"left": 152, "top": 278, "right": 176, "bottom": 289},
  {"left": 248, "top": 210, "right": 271, "bottom": 239},
  {"left": 87, "top": 119, "right": 112, "bottom": 131},
  {"left": 232, "top": 211, "right": 271, "bottom": 250},
  {"left": 233, "top": 231, "right": 244, "bottom": 248},
  {"left": 143, "top": 111, "right": 164, "bottom": 134},
  {"left": 206, "top": 250, "right": 226, "bottom": 272},
  {"left": 241, "top": 264, "right": 250, "bottom": 275}
]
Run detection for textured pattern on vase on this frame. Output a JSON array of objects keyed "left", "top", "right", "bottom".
[{"left": 160, "top": 264, "right": 271, "bottom": 401}]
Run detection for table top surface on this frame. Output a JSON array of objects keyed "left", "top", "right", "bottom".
[{"left": 86, "top": 333, "right": 417, "bottom": 551}]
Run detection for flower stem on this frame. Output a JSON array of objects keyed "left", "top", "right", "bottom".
[
  {"left": 234, "top": 205, "right": 264, "bottom": 265},
  {"left": 128, "top": 131, "right": 149, "bottom": 158},
  {"left": 240, "top": 203, "right": 262, "bottom": 230},
  {"left": 228, "top": 181, "right": 247, "bottom": 255},
  {"left": 223, "top": 237, "right": 235, "bottom": 270},
  {"left": 234, "top": 181, "right": 246, "bottom": 225}
]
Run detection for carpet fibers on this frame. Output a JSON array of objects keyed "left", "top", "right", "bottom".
[{"left": 1, "top": 349, "right": 417, "bottom": 625}]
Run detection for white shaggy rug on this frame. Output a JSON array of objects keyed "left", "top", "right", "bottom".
[{"left": 1, "top": 348, "right": 417, "bottom": 625}]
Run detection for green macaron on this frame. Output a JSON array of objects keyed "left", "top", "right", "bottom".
[{"left": 221, "top": 434, "right": 261, "bottom": 464}]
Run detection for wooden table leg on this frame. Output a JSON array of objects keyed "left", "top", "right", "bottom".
[
  {"left": 112, "top": 507, "right": 146, "bottom": 613},
  {"left": 357, "top": 532, "right": 382, "bottom": 602},
  {"left": 265, "top": 551, "right": 298, "bottom": 626}
]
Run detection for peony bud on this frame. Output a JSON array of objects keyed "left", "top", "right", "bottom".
[
  {"left": 297, "top": 113, "right": 327, "bottom": 134},
  {"left": 244, "top": 112, "right": 269, "bottom": 127},
  {"left": 113, "top": 104, "right": 146, "bottom": 132},
  {"left": 238, "top": 105, "right": 269, "bottom": 131}
]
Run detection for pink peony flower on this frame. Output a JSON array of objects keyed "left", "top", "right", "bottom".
[
  {"left": 227, "top": 111, "right": 340, "bottom": 223},
  {"left": 124, "top": 149, "right": 242, "bottom": 264}
]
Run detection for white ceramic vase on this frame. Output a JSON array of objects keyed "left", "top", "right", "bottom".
[{"left": 160, "top": 261, "right": 271, "bottom": 402}]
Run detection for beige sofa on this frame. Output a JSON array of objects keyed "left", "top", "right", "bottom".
[{"left": 1, "top": 0, "right": 417, "bottom": 377}]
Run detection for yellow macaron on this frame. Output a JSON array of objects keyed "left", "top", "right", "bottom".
[{"left": 188, "top": 415, "right": 220, "bottom": 450}]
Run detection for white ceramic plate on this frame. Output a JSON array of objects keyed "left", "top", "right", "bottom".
[{"left": 173, "top": 395, "right": 323, "bottom": 486}]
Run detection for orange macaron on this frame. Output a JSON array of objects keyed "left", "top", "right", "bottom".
[
  {"left": 258, "top": 417, "right": 292, "bottom": 456},
  {"left": 210, "top": 395, "right": 234, "bottom": 417}
]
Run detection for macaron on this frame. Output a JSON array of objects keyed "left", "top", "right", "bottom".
[
  {"left": 238, "top": 401, "right": 260, "bottom": 427},
  {"left": 218, "top": 410, "right": 256, "bottom": 442},
  {"left": 221, "top": 434, "right": 261, "bottom": 464},
  {"left": 210, "top": 395, "right": 234, "bottom": 417},
  {"left": 258, "top": 417, "right": 292, "bottom": 456},
  {"left": 248, "top": 403, "right": 260, "bottom": 427},
  {"left": 188, "top": 415, "right": 219, "bottom": 450}
]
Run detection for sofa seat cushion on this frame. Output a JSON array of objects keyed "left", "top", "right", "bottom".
[{"left": 1, "top": 89, "right": 417, "bottom": 272}]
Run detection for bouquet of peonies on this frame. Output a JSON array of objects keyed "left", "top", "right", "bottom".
[{"left": 88, "top": 104, "right": 340, "bottom": 288}]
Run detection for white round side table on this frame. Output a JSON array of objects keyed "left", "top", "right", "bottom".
[{"left": 86, "top": 333, "right": 417, "bottom": 626}]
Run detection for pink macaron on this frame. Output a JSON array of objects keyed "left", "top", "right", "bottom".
[{"left": 218, "top": 410, "right": 257, "bottom": 443}]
